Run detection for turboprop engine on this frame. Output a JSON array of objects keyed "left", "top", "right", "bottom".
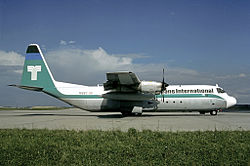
[
  {"left": 138, "top": 69, "right": 169, "bottom": 99},
  {"left": 138, "top": 81, "right": 163, "bottom": 93}
]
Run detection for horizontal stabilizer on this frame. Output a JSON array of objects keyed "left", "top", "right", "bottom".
[{"left": 8, "top": 84, "right": 43, "bottom": 91}]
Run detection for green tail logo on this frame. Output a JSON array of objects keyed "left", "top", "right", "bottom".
[{"left": 21, "top": 44, "right": 55, "bottom": 90}]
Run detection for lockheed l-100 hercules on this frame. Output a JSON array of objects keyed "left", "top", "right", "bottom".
[{"left": 10, "top": 44, "right": 237, "bottom": 116}]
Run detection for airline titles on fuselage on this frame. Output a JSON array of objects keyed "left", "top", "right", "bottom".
[{"left": 166, "top": 88, "right": 214, "bottom": 94}]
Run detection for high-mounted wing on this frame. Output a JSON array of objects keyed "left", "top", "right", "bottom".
[
  {"left": 104, "top": 71, "right": 141, "bottom": 92},
  {"left": 103, "top": 71, "right": 165, "bottom": 102}
]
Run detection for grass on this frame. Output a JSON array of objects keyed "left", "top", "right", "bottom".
[{"left": 0, "top": 129, "right": 250, "bottom": 165}]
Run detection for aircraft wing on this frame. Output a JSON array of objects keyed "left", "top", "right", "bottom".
[{"left": 103, "top": 71, "right": 141, "bottom": 92}]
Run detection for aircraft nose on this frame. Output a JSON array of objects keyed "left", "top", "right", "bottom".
[{"left": 227, "top": 96, "right": 237, "bottom": 108}]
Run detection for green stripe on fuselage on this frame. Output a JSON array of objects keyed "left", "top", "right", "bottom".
[
  {"left": 43, "top": 87, "right": 102, "bottom": 99},
  {"left": 44, "top": 87, "right": 224, "bottom": 101},
  {"left": 156, "top": 94, "right": 224, "bottom": 100}
]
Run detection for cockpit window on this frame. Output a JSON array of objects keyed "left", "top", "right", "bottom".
[{"left": 217, "top": 88, "right": 225, "bottom": 93}]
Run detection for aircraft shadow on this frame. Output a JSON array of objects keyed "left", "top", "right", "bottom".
[
  {"left": 17, "top": 113, "right": 210, "bottom": 119},
  {"left": 19, "top": 113, "right": 124, "bottom": 119},
  {"left": 98, "top": 113, "right": 207, "bottom": 118},
  {"left": 19, "top": 113, "right": 98, "bottom": 117}
]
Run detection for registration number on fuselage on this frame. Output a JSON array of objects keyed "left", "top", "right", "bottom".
[{"left": 79, "top": 92, "right": 93, "bottom": 95}]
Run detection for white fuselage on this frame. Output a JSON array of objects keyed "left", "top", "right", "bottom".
[
  {"left": 53, "top": 81, "right": 237, "bottom": 112},
  {"left": 18, "top": 44, "right": 237, "bottom": 115}
]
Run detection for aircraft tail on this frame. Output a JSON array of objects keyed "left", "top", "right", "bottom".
[{"left": 19, "top": 44, "right": 55, "bottom": 90}]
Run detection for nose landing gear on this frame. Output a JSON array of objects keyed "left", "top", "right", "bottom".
[
  {"left": 210, "top": 110, "right": 218, "bottom": 116},
  {"left": 200, "top": 109, "right": 221, "bottom": 115}
]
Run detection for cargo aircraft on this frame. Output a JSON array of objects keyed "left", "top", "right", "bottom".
[{"left": 10, "top": 44, "right": 237, "bottom": 116}]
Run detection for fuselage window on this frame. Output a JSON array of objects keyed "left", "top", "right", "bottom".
[
  {"left": 166, "top": 101, "right": 168, "bottom": 103},
  {"left": 217, "top": 88, "right": 225, "bottom": 93},
  {"left": 180, "top": 101, "right": 182, "bottom": 103},
  {"left": 173, "top": 101, "right": 175, "bottom": 103}
]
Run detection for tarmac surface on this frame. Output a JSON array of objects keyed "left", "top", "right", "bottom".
[{"left": 0, "top": 108, "right": 250, "bottom": 131}]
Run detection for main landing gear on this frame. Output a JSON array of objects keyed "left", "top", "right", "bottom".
[
  {"left": 121, "top": 112, "right": 142, "bottom": 117},
  {"left": 199, "top": 110, "right": 220, "bottom": 116},
  {"left": 121, "top": 106, "right": 143, "bottom": 117}
]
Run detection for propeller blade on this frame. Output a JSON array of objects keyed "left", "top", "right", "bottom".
[
  {"left": 161, "top": 68, "right": 169, "bottom": 102},
  {"left": 163, "top": 93, "right": 164, "bottom": 102},
  {"left": 162, "top": 68, "right": 164, "bottom": 83},
  {"left": 162, "top": 68, "right": 165, "bottom": 102}
]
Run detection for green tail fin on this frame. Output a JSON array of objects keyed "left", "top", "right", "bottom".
[{"left": 20, "top": 44, "right": 55, "bottom": 90}]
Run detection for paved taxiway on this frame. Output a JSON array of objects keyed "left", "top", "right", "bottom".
[{"left": 0, "top": 108, "right": 249, "bottom": 131}]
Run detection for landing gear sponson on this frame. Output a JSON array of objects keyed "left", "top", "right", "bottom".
[{"left": 121, "top": 106, "right": 143, "bottom": 117}]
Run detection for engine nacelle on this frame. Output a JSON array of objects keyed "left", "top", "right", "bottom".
[{"left": 138, "top": 81, "right": 162, "bottom": 93}]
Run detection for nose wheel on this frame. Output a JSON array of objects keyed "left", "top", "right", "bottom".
[{"left": 210, "top": 110, "right": 218, "bottom": 116}]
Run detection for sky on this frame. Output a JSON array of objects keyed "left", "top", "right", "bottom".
[{"left": 0, "top": 0, "right": 250, "bottom": 107}]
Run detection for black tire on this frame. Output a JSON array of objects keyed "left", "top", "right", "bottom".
[
  {"left": 121, "top": 112, "right": 142, "bottom": 117},
  {"left": 134, "top": 113, "right": 142, "bottom": 116},
  {"left": 121, "top": 112, "right": 128, "bottom": 117},
  {"left": 210, "top": 110, "right": 218, "bottom": 116},
  {"left": 121, "top": 112, "right": 132, "bottom": 117}
]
